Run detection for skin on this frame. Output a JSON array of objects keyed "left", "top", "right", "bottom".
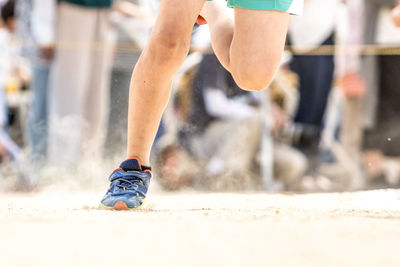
[
  {"left": 392, "top": 1, "right": 400, "bottom": 27},
  {"left": 126, "top": 0, "right": 290, "bottom": 165},
  {"left": 4, "top": 18, "right": 16, "bottom": 33}
]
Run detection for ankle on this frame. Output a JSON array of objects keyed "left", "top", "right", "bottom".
[{"left": 126, "top": 155, "right": 150, "bottom": 167}]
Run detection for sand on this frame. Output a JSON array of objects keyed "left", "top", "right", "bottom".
[{"left": 1, "top": 189, "right": 400, "bottom": 267}]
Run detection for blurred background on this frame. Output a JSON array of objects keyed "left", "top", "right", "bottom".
[{"left": 1, "top": 0, "right": 400, "bottom": 193}]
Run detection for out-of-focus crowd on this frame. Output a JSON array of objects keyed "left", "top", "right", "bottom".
[{"left": 1, "top": 0, "right": 400, "bottom": 192}]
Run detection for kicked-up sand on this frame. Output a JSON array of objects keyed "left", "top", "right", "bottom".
[{"left": 1, "top": 189, "right": 400, "bottom": 267}]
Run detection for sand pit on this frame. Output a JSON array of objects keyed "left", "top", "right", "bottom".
[{"left": 1, "top": 189, "right": 400, "bottom": 267}]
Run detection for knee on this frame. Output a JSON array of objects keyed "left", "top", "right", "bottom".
[
  {"left": 147, "top": 28, "right": 191, "bottom": 63},
  {"left": 232, "top": 65, "right": 276, "bottom": 92}
]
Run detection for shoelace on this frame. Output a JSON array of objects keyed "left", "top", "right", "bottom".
[{"left": 115, "top": 178, "right": 144, "bottom": 191}]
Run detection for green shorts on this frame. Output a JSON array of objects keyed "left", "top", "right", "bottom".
[{"left": 207, "top": 0, "right": 303, "bottom": 15}]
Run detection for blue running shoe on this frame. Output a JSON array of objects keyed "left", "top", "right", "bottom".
[{"left": 100, "top": 158, "right": 152, "bottom": 210}]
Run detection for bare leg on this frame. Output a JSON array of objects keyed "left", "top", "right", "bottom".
[
  {"left": 127, "top": 0, "right": 289, "bottom": 165},
  {"left": 201, "top": 1, "right": 290, "bottom": 91},
  {"left": 127, "top": 0, "right": 205, "bottom": 165},
  {"left": 230, "top": 8, "right": 289, "bottom": 90},
  {"left": 200, "top": 0, "right": 234, "bottom": 69}
]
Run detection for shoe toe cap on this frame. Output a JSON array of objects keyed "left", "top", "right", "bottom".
[{"left": 101, "top": 194, "right": 143, "bottom": 209}]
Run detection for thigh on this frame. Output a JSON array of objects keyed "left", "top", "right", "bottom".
[
  {"left": 151, "top": 0, "right": 205, "bottom": 41},
  {"left": 231, "top": 8, "right": 290, "bottom": 71},
  {"left": 142, "top": 0, "right": 206, "bottom": 77}
]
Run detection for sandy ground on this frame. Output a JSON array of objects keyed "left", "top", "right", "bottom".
[{"left": 1, "top": 189, "right": 400, "bottom": 267}]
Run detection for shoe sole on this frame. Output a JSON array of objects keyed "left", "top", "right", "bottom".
[{"left": 99, "top": 200, "right": 144, "bottom": 211}]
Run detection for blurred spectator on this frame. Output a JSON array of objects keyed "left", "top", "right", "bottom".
[
  {"left": 183, "top": 52, "right": 261, "bottom": 190},
  {"left": 363, "top": 0, "right": 400, "bottom": 186},
  {"left": 288, "top": 0, "right": 364, "bottom": 173},
  {"left": 267, "top": 66, "right": 309, "bottom": 190},
  {"left": 47, "top": 0, "right": 116, "bottom": 167},
  {"left": 0, "top": 0, "right": 17, "bottom": 142},
  {"left": 0, "top": 0, "right": 34, "bottom": 189},
  {"left": 332, "top": 0, "right": 365, "bottom": 190},
  {"left": 391, "top": 0, "right": 400, "bottom": 26},
  {"left": 16, "top": 0, "right": 56, "bottom": 166},
  {"left": 0, "top": 0, "right": 27, "bottom": 89},
  {"left": 0, "top": 0, "right": 6, "bottom": 9},
  {"left": 288, "top": 0, "right": 341, "bottom": 155}
]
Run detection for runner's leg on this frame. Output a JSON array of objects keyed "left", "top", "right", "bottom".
[
  {"left": 127, "top": 0, "right": 205, "bottom": 165},
  {"left": 230, "top": 8, "right": 289, "bottom": 91},
  {"left": 200, "top": 0, "right": 234, "bottom": 70},
  {"left": 201, "top": 1, "right": 290, "bottom": 91}
]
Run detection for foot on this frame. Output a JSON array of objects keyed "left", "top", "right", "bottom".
[{"left": 100, "top": 158, "right": 152, "bottom": 210}]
